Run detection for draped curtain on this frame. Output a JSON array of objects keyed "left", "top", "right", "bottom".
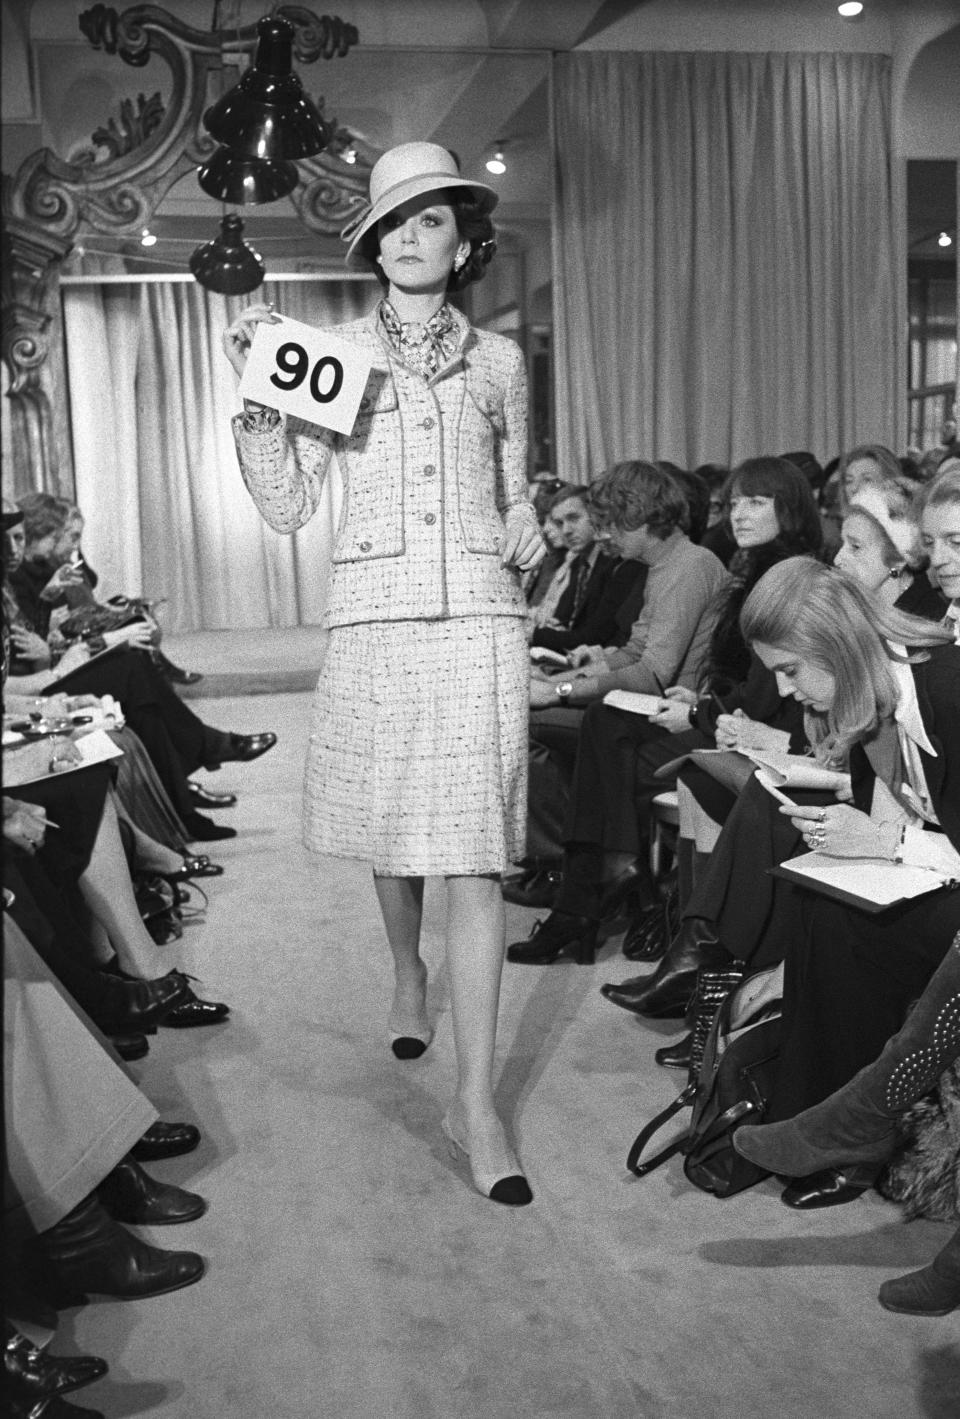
[
  {"left": 63, "top": 277, "right": 374, "bottom": 630},
  {"left": 551, "top": 51, "right": 897, "bottom": 480}
]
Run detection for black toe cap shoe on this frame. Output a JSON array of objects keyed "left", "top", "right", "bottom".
[
  {"left": 188, "top": 780, "right": 238, "bottom": 808},
  {"left": 161, "top": 991, "right": 230, "bottom": 1028}
]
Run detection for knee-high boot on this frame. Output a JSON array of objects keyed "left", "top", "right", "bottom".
[{"left": 734, "top": 930, "right": 960, "bottom": 1176}]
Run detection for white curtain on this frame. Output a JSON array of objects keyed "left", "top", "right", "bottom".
[
  {"left": 551, "top": 51, "right": 898, "bottom": 479},
  {"left": 63, "top": 277, "right": 374, "bottom": 631}
]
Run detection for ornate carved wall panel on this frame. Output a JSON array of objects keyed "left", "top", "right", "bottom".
[{"left": 1, "top": 3, "right": 368, "bottom": 498}]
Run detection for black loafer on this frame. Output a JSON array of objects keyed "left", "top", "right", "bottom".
[
  {"left": 4, "top": 1330, "right": 108, "bottom": 1401},
  {"left": 781, "top": 1166, "right": 874, "bottom": 1209},
  {"left": 188, "top": 780, "right": 237, "bottom": 808},
  {"left": 221, "top": 731, "right": 277, "bottom": 763},
  {"left": 131, "top": 1120, "right": 201, "bottom": 1161}
]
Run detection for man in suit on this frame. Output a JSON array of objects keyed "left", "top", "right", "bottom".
[{"left": 530, "top": 484, "right": 646, "bottom": 654}]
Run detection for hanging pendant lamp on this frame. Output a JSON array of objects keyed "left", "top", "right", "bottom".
[
  {"left": 197, "top": 145, "right": 299, "bottom": 204},
  {"left": 189, "top": 214, "right": 265, "bottom": 294},
  {"left": 203, "top": 15, "right": 331, "bottom": 162}
]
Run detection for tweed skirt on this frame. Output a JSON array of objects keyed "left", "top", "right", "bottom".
[{"left": 304, "top": 616, "right": 529, "bottom": 875}]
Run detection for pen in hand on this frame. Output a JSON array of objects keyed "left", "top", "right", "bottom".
[{"left": 710, "top": 689, "right": 729, "bottom": 715}]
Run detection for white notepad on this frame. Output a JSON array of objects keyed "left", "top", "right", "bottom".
[
  {"left": 602, "top": 689, "right": 664, "bottom": 716},
  {"left": 772, "top": 851, "right": 954, "bottom": 912}
]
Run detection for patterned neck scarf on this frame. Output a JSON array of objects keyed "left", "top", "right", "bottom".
[{"left": 379, "top": 299, "right": 460, "bottom": 380}]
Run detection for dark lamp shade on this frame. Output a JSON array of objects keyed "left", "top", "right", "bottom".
[
  {"left": 202, "top": 15, "right": 331, "bottom": 161},
  {"left": 197, "top": 146, "right": 299, "bottom": 204},
  {"left": 189, "top": 215, "right": 265, "bottom": 295}
]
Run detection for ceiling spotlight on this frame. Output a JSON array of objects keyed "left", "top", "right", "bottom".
[
  {"left": 938, "top": 231, "right": 953, "bottom": 248},
  {"left": 485, "top": 145, "right": 506, "bottom": 176},
  {"left": 140, "top": 228, "right": 157, "bottom": 247},
  {"left": 837, "top": 2, "right": 864, "bottom": 17}
]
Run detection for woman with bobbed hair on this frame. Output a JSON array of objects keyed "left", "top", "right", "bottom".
[
  {"left": 836, "top": 441, "right": 906, "bottom": 514},
  {"left": 736, "top": 556, "right": 960, "bottom": 1209},
  {"left": 224, "top": 142, "right": 544, "bottom": 1207}
]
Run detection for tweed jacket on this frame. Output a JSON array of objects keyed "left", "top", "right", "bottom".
[{"left": 232, "top": 304, "right": 536, "bottom": 629}]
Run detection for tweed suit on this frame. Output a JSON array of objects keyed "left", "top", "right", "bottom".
[{"left": 233, "top": 302, "right": 537, "bottom": 875}]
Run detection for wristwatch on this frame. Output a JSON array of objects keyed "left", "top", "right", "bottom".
[{"left": 555, "top": 681, "right": 574, "bottom": 702}]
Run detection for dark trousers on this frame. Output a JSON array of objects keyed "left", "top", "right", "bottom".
[
  {"left": 46, "top": 647, "right": 229, "bottom": 815},
  {"left": 681, "top": 773, "right": 833, "bottom": 969},
  {"left": 770, "top": 886, "right": 960, "bottom": 1122},
  {"left": 527, "top": 705, "right": 584, "bottom": 863}
]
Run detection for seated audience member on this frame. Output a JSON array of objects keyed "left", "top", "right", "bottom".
[
  {"left": 718, "top": 559, "right": 957, "bottom": 1210},
  {"left": 508, "top": 458, "right": 819, "bottom": 958},
  {"left": 3, "top": 501, "right": 274, "bottom": 841},
  {"left": 523, "top": 477, "right": 567, "bottom": 608},
  {"left": 11, "top": 491, "right": 201, "bottom": 685},
  {"left": 917, "top": 464, "right": 960, "bottom": 636},
  {"left": 607, "top": 481, "right": 950, "bottom": 1031},
  {"left": 732, "top": 930, "right": 960, "bottom": 1315},
  {"left": 836, "top": 442, "right": 905, "bottom": 512},
  {"left": 517, "top": 462, "right": 729, "bottom": 891},
  {"left": 5, "top": 917, "right": 206, "bottom": 1319},
  {"left": 696, "top": 463, "right": 738, "bottom": 567},
  {"left": 530, "top": 484, "right": 646, "bottom": 655}
]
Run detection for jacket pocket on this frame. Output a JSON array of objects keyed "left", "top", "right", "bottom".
[{"left": 464, "top": 367, "right": 505, "bottom": 434}]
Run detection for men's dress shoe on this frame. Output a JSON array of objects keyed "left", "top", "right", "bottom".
[
  {"left": 878, "top": 1261, "right": 960, "bottom": 1316},
  {"left": 183, "top": 811, "right": 237, "bottom": 842},
  {"left": 507, "top": 911, "right": 598, "bottom": 965},
  {"left": 188, "top": 780, "right": 237, "bottom": 808},
  {"left": 97, "top": 1157, "right": 206, "bottom": 1225},
  {"left": 131, "top": 1120, "right": 202, "bottom": 1161},
  {"left": 622, "top": 903, "right": 668, "bottom": 961},
  {"left": 221, "top": 731, "right": 277, "bottom": 763},
  {"left": 4, "top": 1327, "right": 108, "bottom": 1400},
  {"left": 38, "top": 1195, "right": 205, "bottom": 1303},
  {"left": 109, "top": 1033, "right": 149, "bottom": 1061},
  {"left": 654, "top": 1031, "right": 692, "bottom": 1071},
  {"left": 780, "top": 1165, "right": 876, "bottom": 1209},
  {"left": 501, "top": 867, "right": 563, "bottom": 909},
  {"left": 161, "top": 981, "right": 230, "bottom": 1028},
  {"left": 164, "top": 855, "right": 224, "bottom": 883},
  {"left": 104, "top": 970, "right": 189, "bottom": 1034}
]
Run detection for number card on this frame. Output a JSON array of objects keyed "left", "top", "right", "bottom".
[{"left": 239, "top": 315, "right": 376, "bottom": 435}]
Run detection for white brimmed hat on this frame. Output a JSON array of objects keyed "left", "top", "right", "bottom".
[
  {"left": 848, "top": 487, "right": 920, "bottom": 562},
  {"left": 341, "top": 142, "right": 497, "bottom": 268}
]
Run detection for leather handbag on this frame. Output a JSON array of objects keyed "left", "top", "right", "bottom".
[{"left": 627, "top": 962, "right": 783, "bottom": 1198}]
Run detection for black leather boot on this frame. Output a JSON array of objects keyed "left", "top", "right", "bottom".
[
  {"left": 35, "top": 1192, "right": 205, "bottom": 1304},
  {"left": 507, "top": 911, "right": 599, "bottom": 965},
  {"left": 600, "top": 917, "right": 728, "bottom": 1017},
  {"left": 654, "top": 1031, "right": 693, "bottom": 1070},
  {"left": 97, "top": 1156, "right": 207, "bottom": 1225}
]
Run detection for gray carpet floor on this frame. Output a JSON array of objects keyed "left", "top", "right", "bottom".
[{"left": 60, "top": 676, "right": 959, "bottom": 1419}]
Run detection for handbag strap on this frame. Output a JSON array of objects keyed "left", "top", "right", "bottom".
[
  {"left": 689, "top": 1097, "right": 763, "bottom": 1155},
  {"left": 627, "top": 1083, "right": 697, "bottom": 1177}
]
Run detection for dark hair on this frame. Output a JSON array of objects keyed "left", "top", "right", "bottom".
[
  {"left": 667, "top": 467, "right": 710, "bottom": 544},
  {"left": 587, "top": 461, "right": 687, "bottom": 540},
  {"left": 359, "top": 188, "right": 496, "bottom": 292},
  {"left": 694, "top": 463, "right": 730, "bottom": 492},
  {"left": 721, "top": 456, "right": 823, "bottom": 556},
  {"left": 780, "top": 450, "right": 825, "bottom": 490},
  {"left": 17, "top": 492, "right": 78, "bottom": 546},
  {"left": 548, "top": 483, "right": 590, "bottom": 516}
]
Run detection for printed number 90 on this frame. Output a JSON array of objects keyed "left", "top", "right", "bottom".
[{"left": 270, "top": 342, "right": 344, "bottom": 404}]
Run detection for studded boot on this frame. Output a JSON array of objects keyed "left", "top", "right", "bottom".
[{"left": 734, "top": 930, "right": 960, "bottom": 1177}]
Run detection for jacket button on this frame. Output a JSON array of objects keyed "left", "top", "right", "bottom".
[
  {"left": 423, "top": 463, "right": 436, "bottom": 476},
  {"left": 422, "top": 417, "right": 435, "bottom": 430},
  {"left": 423, "top": 514, "right": 436, "bottom": 526},
  {"left": 358, "top": 540, "right": 372, "bottom": 552}
]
